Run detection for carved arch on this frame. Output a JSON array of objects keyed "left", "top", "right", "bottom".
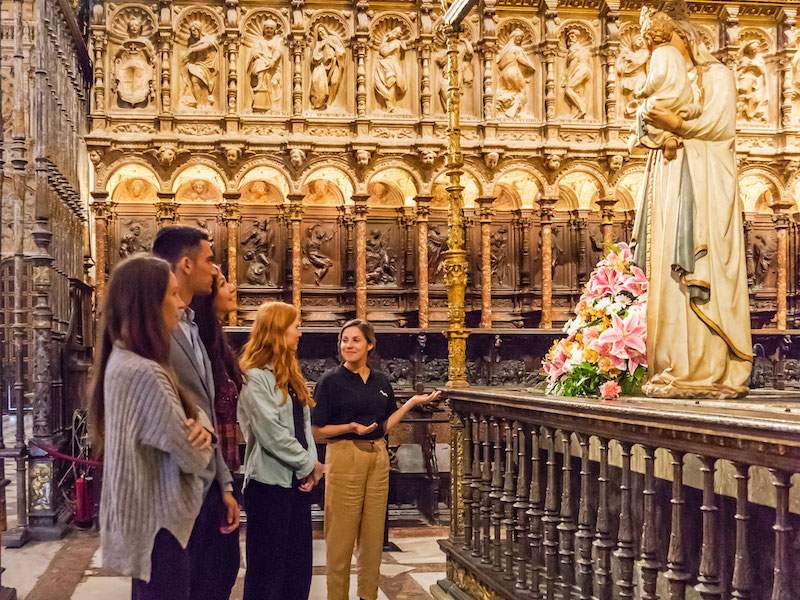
[
  {"left": 740, "top": 167, "right": 784, "bottom": 213},
  {"left": 241, "top": 8, "right": 289, "bottom": 38},
  {"left": 307, "top": 11, "right": 351, "bottom": 43},
  {"left": 367, "top": 164, "right": 420, "bottom": 204},
  {"left": 170, "top": 161, "right": 228, "bottom": 195},
  {"left": 301, "top": 164, "right": 356, "bottom": 204},
  {"left": 370, "top": 13, "right": 416, "bottom": 42},
  {"left": 107, "top": 4, "right": 157, "bottom": 43},
  {"left": 558, "top": 21, "right": 596, "bottom": 49},
  {"left": 493, "top": 167, "right": 545, "bottom": 209},
  {"left": 365, "top": 159, "right": 423, "bottom": 196},
  {"left": 234, "top": 160, "right": 293, "bottom": 196},
  {"left": 103, "top": 159, "right": 162, "bottom": 196},
  {"left": 556, "top": 163, "right": 610, "bottom": 198},
  {"left": 175, "top": 6, "right": 224, "bottom": 41}
]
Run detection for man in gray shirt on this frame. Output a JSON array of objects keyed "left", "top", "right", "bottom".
[{"left": 153, "top": 226, "right": 240, "bottom": 600}]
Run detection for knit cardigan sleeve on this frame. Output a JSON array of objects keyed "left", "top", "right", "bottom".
[{"left": 131, "top": 364, "right": 214, "bottom": 475}]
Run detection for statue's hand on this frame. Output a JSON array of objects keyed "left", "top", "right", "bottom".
[{"left": 643, "top": 106, "right": 684, "bottom": 135}]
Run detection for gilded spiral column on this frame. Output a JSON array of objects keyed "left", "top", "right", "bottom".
[
  {"left": 353, "top": 194, "right": 369, "bottom": 320},
  {"left": 90, "top": 191, "right": 115, "bottom": 309},
  {"left": 539, "top": 196, "right": 558, "bottom": 329},
  {"left": 442, "top": 25, "right": 469, "bottom": 388},
  {"left": 286, "top": 193, "right": 305, "bottom": 312},
  {"left": 416, "top": 195, "right": 432, "bottom": 328},
  {"left": 772, "top": 197, "right": 793, "bottom": 330},
  {"left": 476, "top": 196, "right": 494, "bottom": 328},
  {"left": 219, "top": 192, "right": 241, "bottom": 325}
]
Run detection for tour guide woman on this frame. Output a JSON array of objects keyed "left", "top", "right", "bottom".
[{"left": 312, "top": 319, "right": 440, "bottom": 600}]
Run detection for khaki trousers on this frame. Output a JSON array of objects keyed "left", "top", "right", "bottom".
[{"left": 324, "top": 439, "right": 389, "bottom": 600}]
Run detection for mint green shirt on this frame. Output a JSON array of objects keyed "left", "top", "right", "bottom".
[{"left": 238, "top": 366, "right": 317, "bottom": 489}]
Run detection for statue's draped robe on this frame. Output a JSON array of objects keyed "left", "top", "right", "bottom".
[{"left": 632, "top": 61, "right": 752, "bottom": 398}]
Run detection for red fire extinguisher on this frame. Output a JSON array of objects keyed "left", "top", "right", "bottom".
[{"left": 74, "top": 473, "right": 93, "bottom": 528}]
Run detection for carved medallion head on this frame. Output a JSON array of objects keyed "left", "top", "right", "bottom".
[
  {"left": 127, "top": 15, "right": 143, "bottom": 38},
  {"left": 251, "top": 181, "right": 267, "bottom": 196},
  {"left": 89, "top": 150, "right": 103, "bottom": 165},
  {"left": 545, "top": 154, "right": 562, "bottom": 172},
  {"left": 129, "top": 178, "right": 146, "bottom": 199},
  {"left": 189, "top": 21, "right": 202, "bottom": 41},
  {"left": 608, "top": 154, "right": 624, "bottom": 171},
  {"left": 224, "top": 146, "right": 240, "bottom": 165},
  {"left": 157, "top": 144, "right": 177, "bottom": 167},
  {"left": 191, "top": 180, "right": 208, "bottom": 197},
  {"left": 289, "top": 148, "right": 306, "bottom": 169},
  {"left": 420, "top": 149, "right": 437, "bottom": 167},
  {"left": 355, "top": 149, "right": 371, "bottom": 168},
  {"left": 483, "top": 151, "right": 500, "bottom": 171},
  {"left": 263, "top": 18, "right": 278, "bottom": 39}
]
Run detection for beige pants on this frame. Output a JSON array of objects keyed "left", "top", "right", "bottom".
[{"left": 324, "top": 439, "right": 389, "bottom": 600}]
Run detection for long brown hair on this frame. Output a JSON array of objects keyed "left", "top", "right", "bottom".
[
  {"left": 239, "top": 302, "right": 314, "bottom": 407},
  {"left": 88, "top": 254, "right": 197, "bottom": 454}
]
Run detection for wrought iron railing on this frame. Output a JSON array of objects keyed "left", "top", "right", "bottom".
[{"left": 438, "top": 388, "right": 800, "bottom": 600}]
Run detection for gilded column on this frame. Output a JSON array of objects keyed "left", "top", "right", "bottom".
[
  {"left": 416, "top": 196, "right": 432, "bottom": 328},
  {"left": 743, "top": 214, "right": 755, "bottom": 287},
  {"left": 90, "top": 191, "right": 115, "bottom": 308},
  {"left": 155, "top": 192, "right": 178, "bottom": 227},
  {"left": 401, "top": 206, "right": 416, "bottom": 286},
  {"left": 515, "top": 208, "right": 533, "bottom": 288},
  {"left": 286, "top": 193, "right": 305, "bottom": 311},
  {"left": 442, "top": 25, "right": 469, "bottom": 390},
  {"left": 538, "top": 196, "right": 558, "bottom": 328},
  {"left": 597, "top": 196, "right": 618, "bottom": 247},
  {"left": 219, "top": 192, "right": 241, "bottom": 325},
  {"left": 572, "top": 209, "right": 589, "bottom": 285},
  {"left": 339, "top": 206, "right": 356, "bottom": 287},
  {"left": 476, "top": 196, "right": 494, "bottom": 328},
  {"left": 353, "top": 194, "right": 369, "bottom": 320},
  {"left": 772, "top": 198, "right": 793, "bottom": 330}
]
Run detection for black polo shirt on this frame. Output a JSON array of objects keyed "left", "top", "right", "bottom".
[{"left": 312, "top": 365, "right": 397, "bottom": 441}]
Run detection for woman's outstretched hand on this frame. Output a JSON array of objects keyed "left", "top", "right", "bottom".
[
  {"left": 409, "top": 390, "right": 442, "bottom": 407},
  {"left": 350, "top": 422, "right": 379, "bottom": 436}
]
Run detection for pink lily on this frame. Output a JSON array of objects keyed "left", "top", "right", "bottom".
[{"left": 597, "top": 309, "right": 647, "bottom": 359}]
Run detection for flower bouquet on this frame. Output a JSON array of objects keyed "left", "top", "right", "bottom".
[{"left": 542, "top": 242, "right": 648, "bottom": 400}]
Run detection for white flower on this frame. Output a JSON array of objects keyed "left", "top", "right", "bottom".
[
  {"left": 565, "top": 316, "right": 585, "bottom": 337},
  {"left": 564, "top": 347, "right": 585, "bottom": 371},
  {"left": 596, "top": 296, "right": 613, "bottom": 310}
]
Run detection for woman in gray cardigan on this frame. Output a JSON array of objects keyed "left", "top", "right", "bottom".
[
  {"left": 238, "top": 301, "right": 325, "bottom": 600},
  {"left": 89, "top": 255, "right": 216, "bottom": 600}
]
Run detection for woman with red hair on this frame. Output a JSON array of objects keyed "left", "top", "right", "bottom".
[{"left": 238, "top": 302, "right": 324, "bottom": 600}]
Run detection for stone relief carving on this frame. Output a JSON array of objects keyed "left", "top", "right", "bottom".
[
  {"left": 302, "top": 223, "right": 335, "bottom": 284},
  {"left": 435, "top": 38, "right": 474, "bottom": 113},
  {"left": 616, "top": 29, "right": 650, "bottom": 119},
  {"left": 111, "top": 14, "right": 156, "bottom": 109},
  {"left": 241, "top": 218, "right": 276, "bottom": 286},
  {"left": 29, "top": 462, "right": 52, "bottom": 511},
  {"left": 179, "top": 179, "right": 219, "bottom": 202},
  {"left": 495, "top": 27, "right": 536, "bottom": 119},
  {"left": 366, "top": 229, "right": 398, "bottom": 285},
  {"left": 736, "top": 39, "right": 768, "bottom": 123},
  {"left": 428, "top": 225, "right": 447, "bottom": 283},
  {"left": 194, "top": 218, "right": 214, "bottom": 245},
  {"left": 309, "top": 24, "right": 347, "bottom": 110},
  {"left": 246, "top": 17, "right": 283, "bottom": 112},
  {"left": 490, "top": 227, "right": 508, "bottom": 285},
  {"left": 750, "top": 230, "right": 776, "bottom": 288},
  {"left": 119, "top": 219, "right": 152, "bottom": 257},
  {"left": 562, "top": 28, "right": 592, "bottom": 119},
  {"left": 179, "top": 18, "right": 220, "bottom": 110},
  {"left": 145, "top": 142, "right": 188, "bottom": 167},
  {"left": 373, "top": 23, "right": 410, "bottom": 112},
  {"left": 289, "top": 147, "right": 307, "bottom": 169}
]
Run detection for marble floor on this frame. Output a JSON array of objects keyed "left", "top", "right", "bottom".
[{"left": 5, "top": 526, "right": 448, "bottom": 600}]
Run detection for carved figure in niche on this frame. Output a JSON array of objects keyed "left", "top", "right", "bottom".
[
  {"left": 241, "top": 219, "right": 276, "bottom": 286},
  {"left": 428, "top": 225, "right": 447, "bottom": 282},
  {"left": 495, "top": 29, "right": 536, "bottom": 119},
  {"left": 119, "top": 220, "right": 151, "bottom": 257},
  {"left": 616, "top": 34, "right": 650, "bottom": 118},
  {"left": 374, "top": 27, "right": 409, "bottom": 112},
  {"left": 309, "top": 25, "right": 346, "bottom": 110},
  {"left": 126, "top": 178, "right": 149, "bottom": 201},
  {"left": 302, "top": 223, "right": 335, "bottom": 284},
  {"left": 562, "top": 30, "right": 592, "bottom": 119},
  {"left": 195, "top": 218, "right": 214, "bottom": 245},
  {"left": 436, "top": 39, "right": 474, "bottom": 112},
  {"left": 633, "top": 8, "right": 701, "bottom": 161},
  {"left": 181, "top": 21, "right": 219, "bottom": 109},
  {"left": 736, "top": 40, "right": 768, "bottom": 123},
  {"left": 184, "top": 180, "right": 214, "bottom": 202},
  {"left": 112, "top": 16, "right": 156, "bottom": 109},
  {"left": 366, "top": 229, "right": 397, "bottom": 285},
  {"left": 750, "top": 231, "right": 776, "bottom": 288},
  {"left": 248, "top": 19, "right": 283, "bottom": 112},
  {"left": 490, "top": 227, "right": 508, "bottom": 285}
]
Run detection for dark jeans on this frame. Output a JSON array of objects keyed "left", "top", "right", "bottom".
[
  {"left": 188, "top": 481, "right": 242, "bottom": 600},
  {"left": 132, "top": 529, "right": 190, "bottom": 600},
  {"left": 243, "top": 480, "right": 312, "bottom": 600}
]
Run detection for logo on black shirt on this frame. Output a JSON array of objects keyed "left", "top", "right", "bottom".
[{"left": 379, "top": 389, "right": 389, "bottom": 398}]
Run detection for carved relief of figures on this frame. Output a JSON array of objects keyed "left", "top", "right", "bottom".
[
  {"left": 428, "top": 225, "right": 447, "bottom": 283},
  {"left": 366, "top": 229, "right": 397, "bottom": 285},
  {"left": 374, "top": 26, "right": 409, "bottom": 112},
  {"left": 436, "top": 39, "right": 474, "bottom": 113},
  {"left": 303, "top": 223, "right": 335, "bottom": 284},
  {"left": 562, "top": 29, "right": 592, "bottom": 119},
  {"left": 112, "top": 15, "right": 156, "bottom": 109},
  {"left": 309, "top": 25, "right": 346, "bottom": 110},
  {"left": 736, "top": 39, "right": 768, "bottom": 123},
  {"left": 29, "top": 463, "right": 52, "bottom": 510},
  {"left": 241, "top": 219, "right": 276, "bottom": 286},
  {"left": 490, "top": 227, "right": 508, "bottom": 286},
  {"left": 616, "top": 31, "right": 650, "bottom": 118},
  {"left": 195, "top": 218, "right": 214, "bottom": 245},
  {"left": 119, "top": 220, "right": 151, "bottom": 257},
  {"left": 180, "top": 20, "right": 219, "bottom": 110},
  {"left": 247, "top": 18, "right": 283, "bottom": 112},
  {"left": 495, "top": 28, "right": 536, "bottom": 119},
  {"left": 750, "top": 230, "right": 776, "bottom": 288}
]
